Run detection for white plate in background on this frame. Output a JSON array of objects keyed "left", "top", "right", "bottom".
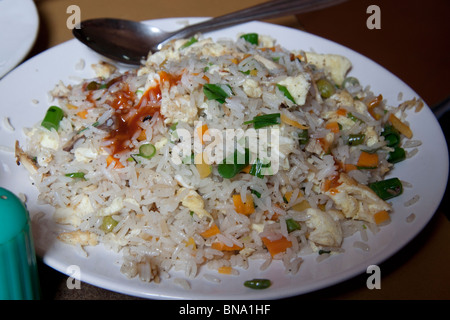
[{"left": 0, "top": 0, "right": 39, "bottom": 78}]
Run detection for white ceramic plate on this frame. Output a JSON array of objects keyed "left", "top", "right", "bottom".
[
  {"left": 0, "top": 0, "right": 39, "bottom": 78},
  {"left": 0, "top": 18, "right": 447, "bottom": 300}
]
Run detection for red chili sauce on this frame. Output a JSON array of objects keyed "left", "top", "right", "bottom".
[{"left": 100, "top": 71, "right": 181, "bottom": 156}]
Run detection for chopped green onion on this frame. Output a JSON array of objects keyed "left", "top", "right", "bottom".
[
  {"left": 369, "top": 177, "right": 403, "bottom": 200},
  {"left": 244, "top": 278, "right": 271, "bottom": 289},
  {"left": 298, "top": 129, "right": 309, "bottom": 145},
  {"left": 347, "top": 112, "right": 364, "bottom": 123},
  {"left": 276, "top": 84, "right": 296, "bottom": 104},
  {"left": 346, "top": 134, "right": 366, "bottom": 146},
  {"left": 387, "top": 147, "right": 406, "bottom": 163},
  {"left": 65, "top": 172, "right": 86, "bottom": 180},
  {"left": 249, "top": 158, "right": 271, "bottom": 178},
  {"left": 217, "top": 148, "right": 250, "bottom": 179},
  {"left": 137, "top": 143, "right": 156, "bottom": 159},
  {"left": 240, "top": 33, "right": 259, "bottom": 45},
  {"left": 77, "top": 121, "right": 99, "bottom": 134},
  {"left": 250, "top": 188, "right": 262, "bottom": 198},
  {"left": 41, "top": 106, "right": 64, "bottom": 131},
  {"left": 286, "top": 218, "right": 301, "bottom": 233},
  {"left": 100, "top": 216, "right": 118, "bottom": 233},
  {"left": 203, "top": 83, "right": 232, "bottom": 104},
  {"left": 318, "top": 249, "right": 331, "bottom": 255},
  {"left": 180, "top": 37, "right": 198, "bottom": 49},
  {"left": 316, "top": 78, "right": 336, "bottom": 99},
  {"left": 244, "top": 113, "right": 281, "bottom": 129}
]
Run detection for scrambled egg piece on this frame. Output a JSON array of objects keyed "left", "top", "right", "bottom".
[
  {"left": 57, "top": 230, "right": 98, "bottom": 246},
  {"left": 144, "top": 71, "right": 198, "bottom": 125},
  {"left": 98, "top": 197, "right": 140, "bottom": 216},
  {"left": 91, "top": 61, "right": 117, "bottom": 78},
  {"left": 277, "top": 73, "right": 310, "bottom": 106},
  {"left": 160, "top": 83, "right": 197, "bottom": 124},
  {"left": 304, "top": 52, "right": 352, "bottom": 86},
  {"left": 325, "top": 173, "right": 391, "bottom": 224},
  {"left": 243, "top": 78, "right": 262, "bottom": 98},
  {"left": 74, "top": 146, "right": 98, "bottom": 163},
  {"left": 53, "top": 195, "right": 94, "bottom": 227},
  {"left": 305, "top": 208, "right": 343, "bottom": 247},
  {"left": 178, "top": 188, "right": 212, "bottom": 219}
]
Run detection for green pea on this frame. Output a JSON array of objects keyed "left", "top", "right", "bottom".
[{"left": 316, "top": 78, "right": 336, "bottom": 99}]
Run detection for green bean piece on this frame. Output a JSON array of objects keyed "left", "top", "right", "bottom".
[
  {"left": 387, "top": 147, "right": 406, "bottom": 163},
  {"left": 41, "top": 106, "right": 64, "bottom": 131},
  {"left": 347, "top": 134, "right": 366, "bottom": 146},
  {"left": 316, "top": 78, "right": 336, "bottom": 99},
  {"left": 240, "top": 33, "right": 259, "bottom": 45},
  {"left": 100, "top": 216, "right": 118, "bottom": 233},
  {"left": 244, "top": 278, "right": 271, "bottom": 289},
  {"left": 286, "top": 218, "right": 301, "bottom": 233},
  {"left": 369, "top": 177, "right": 403, "bottom": 200}
]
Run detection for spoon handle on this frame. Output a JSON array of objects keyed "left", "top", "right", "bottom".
[{"left": 165, "top": 0, "right": 346, "bottom": 41}]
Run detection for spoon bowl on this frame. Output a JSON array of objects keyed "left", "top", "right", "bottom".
[{"left": 73, "top": 0, "right": 347, "bottom": 65}]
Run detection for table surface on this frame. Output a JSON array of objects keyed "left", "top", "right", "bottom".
[{"left": 21, "top": 0, "right": 450, "bottom": 300}]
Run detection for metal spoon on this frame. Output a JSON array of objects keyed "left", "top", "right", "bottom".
[{"left": 73, "top": 0, "right": 346, "bottom": 65}]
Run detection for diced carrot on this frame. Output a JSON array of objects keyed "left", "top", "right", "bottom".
[
  {"left": 368, "top": 94, "right": 383, "bottom": 109},
  {"left": 200, "top": 224, "right": 220, "bottom": 238},
  {"left": 261, "top": 236, "right": 292, "bottom": 257},
  {"left": 336, "top": 108, "right": 347, "bottom": 116},
  {"left": 344, "top": 164, "right": 358, "bottom": 172},
  {"left": 218, "top": 266, "right": 233, "bottom": 274},
  {"left": 184, "top": 237, "right": 197, "bottom": 249},
  {"left": 322, "top": 174, "right": 342, "bottom": 192},
  {"left": 106, "top": 155, "right": 125, "bottom": 169},
  {"left": 280, "top": 113, "right": 309, "bottom": 129},
  {"left": 137, "top": 129, "right": 146, "bottom": 141},
  {"left": 284, "top": 190, "right": 310, "bottom": 211},
  {"left": 232, "top": 194, "right": 255, "bottom": 215},
  {"left": 389, "top": 113, "right": 413, "bottom": 139},
  {"left": 66, "top": 103, "right": 78, "bottom": 110},
  {"left": 373, "top": 210, "right": 390, "bottom": 225},
  {"left": 196, "top": 123, "right": 209, "bottom": 145},
  {"left": 325, "top": 121, "right": 340, "bottom": 133},
  {"left": 241, "top": 165, "right": 252, "bottom": 174},
  {"left": 368, "top": 94, "right": 383, "bottom": 120},
  {"left": 357, "top": 151, "right": 379, "bottom": 168},
  {"left": 231, "top": 58, "right": 239, "bottom": 64},
  {"left": 195, "top": 152, "right": 212, "bottom": 178},
  {"left": 76, "top": 110, "right": 88, "bottom": 119},
  {"left": 211, "top": 241, "right": 242, "bottom": 251}
]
